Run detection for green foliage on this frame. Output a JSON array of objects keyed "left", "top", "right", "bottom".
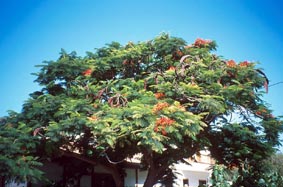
[
  {"left": 0, "top": 118, "right": 43, "bottom": 182},
  {"left": 211, "top": 162, "right": 283, "bottom": 187},
  {"left": 1, "top": 33, "right": 282, "bottom": 186},
  {"left": 232, "top": 161, "right": 283, "bottom": 187},
  {"left": 210, "top": 164, "right": 232, "bottom": 187},
  {"left": 260, "top": 153, "right": 283, "bottom": 187},
  {"left": 263, "top": 153, "right": 283, "bottom": 176}
]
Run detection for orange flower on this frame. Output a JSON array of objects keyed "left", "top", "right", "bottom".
[
  {"left": 226, "top": 60, "right": 236, "bottom": 68},
  {"left": 154, "top": 117, "right": 175, "bottom": 136},
  {"left": 154, "top": 126, "right": 159, "bottom": 132},
  {"left": 154, "top": 126, "right": 167, "bottom": 136},
  {"left": 194, "top": 38, "right": 211, "bottom": 47},
  {"left": 82, "top": 69, "right": 92, "bottom": 76},
  {"left": 155, "top": 117, "right": 175, "bottom": 126},
  {"left": 152, "top": 102, "right": 169, "bottom": 113},
  {"left": 256, "top": 111, "right": 262, "bottom": 115},
  {"left": 168, "top": 66, "right": 176, "bottom": 71},
  {"left": 239, "top": 61, "right": 250, "bottom": 67},
  {"left": 161, "top": 129, "right": 167, "bottom": 136},
  {"left": 154, "top": 92, "right": 165, "bottom": 99},
  {"left": 255, "top": 109, "right": 274, "bottom": 118}
]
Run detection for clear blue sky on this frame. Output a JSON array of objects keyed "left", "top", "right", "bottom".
[{"left": 0, "top": 0, "right": 282, "bottom": 145}]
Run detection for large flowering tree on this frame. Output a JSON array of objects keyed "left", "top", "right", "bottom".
[{"left": 1, "top": 33, "right": 282, "bottom": 187}]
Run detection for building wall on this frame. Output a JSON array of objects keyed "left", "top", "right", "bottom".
[
  {"left": 5, "top": 182, "right": 27, "bottom": 187},
  {"left": 174, "top": 170, "right": 210, "bottom": 187},
  {"left": 173, "top": 151, "right": 213, "bottom": 187},
  {"left": 124, "top": 168, "right": 136, "bottom": 187},
  {"left": 32, "top": 161, "right": 63, "bottom": 187},
  {"left": 80, "top": 175, "right": 91, "bottom": 187},
  {"left": 6, "top": 151, "right": 214, "bottom": 187},
  {"left": 124, "top": 168, "right": 148, "bottom": 187}
]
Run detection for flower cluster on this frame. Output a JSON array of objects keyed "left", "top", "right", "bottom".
[
  {"left": 226, "top": 60, "right": 236, "bottom": 68},
  {"left": 152, "top": 102, "right": 169, "bottom": 113},
  {"left": 239, "top": 61, "right": 250, "bottom": 67},
  {"left": 226, "top": 60, "right": 251, "bottom": 68},
  {"left": 155, "top": 117, "right": 175, "bottom": 126},
  {"left": 167, "top": 66, "right": 176, "bottom": 71},
  {"left": 82, "top": 69, "right": 92, "bottom": 76},
  {"left": 154, "top": 92, "right": 165, "bottom": 99},
  {"left": 154, "top": 117, "right": 175, "bottom": 135},
  {"left": 194, "top": 38, "right": 212, "bottom": 47},
  {"left": 256, "top": 109, "right": 274, "bottom": 119}
]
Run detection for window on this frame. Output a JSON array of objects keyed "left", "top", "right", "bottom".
[
  {"left": 183, "top": 179, "right": 189, "bottom": 187},
  {"left": 198, "top": 180, "right": 207, "bottom": 187}
]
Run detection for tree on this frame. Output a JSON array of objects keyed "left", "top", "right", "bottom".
[
  {"left": 264, "top": 153, "right": 283, "bottom": 176},
  {"left": 1, "top": 33, "right": 282, "bottom": 187},
  {"left": 260, "top": 153, "right": 283, "bottom": 187},
  {"left": 0, "top": 116, "right": 43, "bottom": 184},
  {"left": 210, "top": 164, "right": 233, "bottom": 187},
  {"left": 210, "top": 154, "right": 283, "bottom": 187}
]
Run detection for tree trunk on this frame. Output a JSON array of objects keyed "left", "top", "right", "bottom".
[
  {"left": 0, "top": 176, "right": 5, "bottom": 187},
  {"left": 103, "top": 162, "right": 124, "bottom": 187},
  {"left": 111, "top": 168, "right": 123, "bottom": 187},
  {"left": 143, "top": 166, "right": 158, "bottom": 187},
  {"left": 142, "top": 150, "right": 171, "bottom": 187}
]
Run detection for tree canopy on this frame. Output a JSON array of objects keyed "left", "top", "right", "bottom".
[{"left": 1, "top": 33, "right": 282, "bottom": 187}]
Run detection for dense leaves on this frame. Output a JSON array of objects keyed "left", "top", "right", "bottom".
[
  {"left": 1, "top": 33, "right": 282, "bottom": 186},
  {"left": 0, "top": 117, "right": 43, "bottom": 182}
]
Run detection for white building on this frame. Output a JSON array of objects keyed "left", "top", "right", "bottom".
[
  {"left": 173, "top": 150, "right": 214, "bottom": 187},
  {"left": 124, "top": 150, "right": 214, "bottom": 187},
  {"left": 3, "top": 150, "right": 214, "bottom": 187}
]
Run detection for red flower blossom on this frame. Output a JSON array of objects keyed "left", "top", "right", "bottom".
[
  {"left": 226, "top": 60, "right": 236, "bottom": 68},
  {"left": 154, "top": 92, "right": 166, "bottom": 99},
  {"left": 255, "top": 108, "right": 274, "bottom": 118},
  {"left": 161, "top": 129, "right": 167, "bottom": 136},
  {"left": 154, "top": 117, "right": 175, "bottom": 136},
  {"left": 82, "top": 69, "right": 92, "bottom": 76},
  {"left": 152, "top": 102, "right": 169, "bottom": 113},
  {"left": 155, "top": 117, "right": 175, "bottom": 126},
  {"left": 194, "top": 38, "right": 211, "bottom": 47},
  {"left": 153, "top": 127, "right": 167, "bottom": 136},
  {"left": 239, "top": 61, "right": 250, "bottom": 67},
  {"left": 168, "top": 66, "right": 176, "bottom": 71}
]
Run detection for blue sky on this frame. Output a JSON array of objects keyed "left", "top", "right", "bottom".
[{"left": 0, "top": 0, "right": 282, "bottom": 145}]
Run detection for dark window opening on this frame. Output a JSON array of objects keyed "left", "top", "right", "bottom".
[
  {"left": 198, "top": 180, "right": 207, "bottom": 187},
  {"left": 183, "top": 178, "right": 189, "bottom": 186}
]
